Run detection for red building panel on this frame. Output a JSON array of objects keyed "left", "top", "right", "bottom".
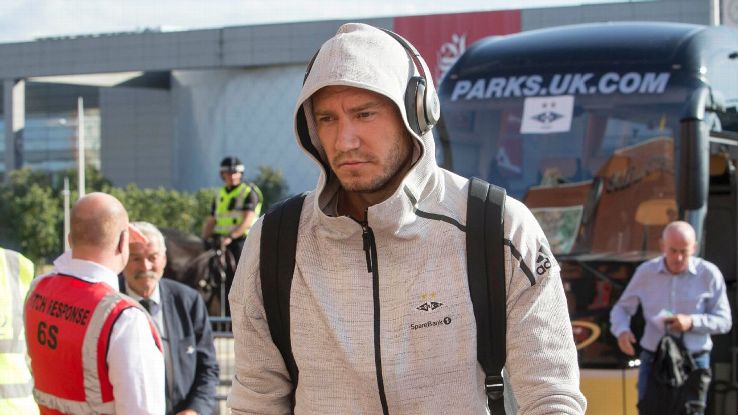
[{"left": 394, "top": 10, "right": 521, "bottom": 82}]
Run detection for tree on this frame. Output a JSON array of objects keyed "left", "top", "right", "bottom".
[
  {"left": 12, "top": 184, "right": 61, "bottom": 262},
  {"left": 57, "top": 165, "right": 113, "bottom": 194},
  {"left": 0, "top": 164, "right": 288, "bottom": 265},
  {"left": 250, "top": 165, "right": 289, "bottom": 212},
  {"left": 0, "top": 166, "right": 123, "bottom": 263},
  {"left": 109, "top": 184, "right": 212, "bottom": 236},
  {"left": 0, "top": 169, "right": 61, "bottom": 262}
]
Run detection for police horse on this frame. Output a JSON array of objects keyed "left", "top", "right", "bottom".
[{"left": 160, "top": 228, "right": 236, "bottom": 318}]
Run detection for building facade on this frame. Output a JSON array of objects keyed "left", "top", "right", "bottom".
[{"left": 0, "top": 0, "right": 718, "bottom": 194}]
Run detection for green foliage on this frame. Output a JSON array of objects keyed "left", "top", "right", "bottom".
[
  {"left": 250, "top": 165, "right": 289, "bottom": 212},
  {"left": 57, "top": 165, "right": 113, "bottom": 193},
  {"left": 0, "top": 167, "right": 101, "bottom": 262},
  {"left": 0, "top": 182, "right": 60, "bottom": 262},
  {"left": 0, "top": 164, "right": 288, "bottom": 264},
  {"left": 108, "top": 184, "right": 212, "bottom": 236},
  {"left": 193, "top": 187, "right": 215, "bottom": 226}
]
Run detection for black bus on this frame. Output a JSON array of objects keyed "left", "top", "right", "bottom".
[{"left": 437, "top": 22, "right": 738, "bottom": 414}]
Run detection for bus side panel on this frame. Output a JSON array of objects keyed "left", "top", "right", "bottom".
[{"left": 580, "top": 368, "right": 639, "bottom": 415}]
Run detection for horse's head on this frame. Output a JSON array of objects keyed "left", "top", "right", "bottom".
[{"left": 160, "top": 228, "right": 205, "bottom": 285}]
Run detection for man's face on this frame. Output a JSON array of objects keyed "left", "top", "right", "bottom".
[
  {"left": 221, "top": 170, "right": 242, "bottom": 187},
  {"left": 660, "top": 230, "right": 695, "bottom": 274},
  {"left": 123, "top": 240, "right": 166, "bottom": 298},
  {"left": 312, "top": 85, "right": 413, "bottom": 195}
]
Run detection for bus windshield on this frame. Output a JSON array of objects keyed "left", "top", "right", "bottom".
[{"left": 438, "top": 93, "right": 684, "bottom": 256}]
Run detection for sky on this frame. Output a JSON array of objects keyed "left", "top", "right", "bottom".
[{"left": 0, "top": 0, "right": 627, "bottom": 44}]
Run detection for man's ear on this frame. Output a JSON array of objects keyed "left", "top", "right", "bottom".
[
  {"left": 128, "top": 224, "right": 149, "bottom": 244},
  {"left": 117, "top": 229, "right": 129, "bottom": 254}
]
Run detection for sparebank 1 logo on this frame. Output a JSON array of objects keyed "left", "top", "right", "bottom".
[{"left": 437, "top": 33, "right": 467, "bottom": 81}]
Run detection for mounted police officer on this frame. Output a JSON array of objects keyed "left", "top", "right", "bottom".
[{"left": 201, "top": 156, "right": 263, "bottom": 313}]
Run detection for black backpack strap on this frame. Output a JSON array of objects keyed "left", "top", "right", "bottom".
[
  {"left": 260, "top": 193, "right": 307, "bottom": 408},
  {"left": 466, "top": 177, "right": 507, "bottom": 414}
]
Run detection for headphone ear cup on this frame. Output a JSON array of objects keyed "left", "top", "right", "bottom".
[
  {"left": 404, "top": 76, "right": 423, "bottom": 135},
  {"left": 424, "top": 88, "right": 440, "bottom": 130},
  {"left": 405, "top": 76, "right": 438, "bottom": 135}
]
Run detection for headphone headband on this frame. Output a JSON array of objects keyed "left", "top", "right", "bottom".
[
  {"left": 378, "top": 29, "right": 430, "bottom": 82},
  {"left": 302, "top": 25, "right": 440, "bottom": 135}
]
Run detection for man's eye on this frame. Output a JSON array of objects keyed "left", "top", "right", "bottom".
[
  {"left": 317, "top": 115, "right": 334, "bottom": 123},
  {"left": 358, "top": 111, "right": 374, "bottom": 119}
]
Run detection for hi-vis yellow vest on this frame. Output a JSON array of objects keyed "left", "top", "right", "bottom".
[
  {"left": 0, "top": 247, "right": 39, "bottom": 414},
  {"left": 214, "top": 182, "right": 263, "bottom": 238}
]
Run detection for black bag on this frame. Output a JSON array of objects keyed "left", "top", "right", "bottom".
[{"left": 638, "top": 335, "right": 712, "bottom": 415}]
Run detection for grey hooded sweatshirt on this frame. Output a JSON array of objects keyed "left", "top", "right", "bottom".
[{"left": 228, "top": 23, "right": 586, "bottom": 415}]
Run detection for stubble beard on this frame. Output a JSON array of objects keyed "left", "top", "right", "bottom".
[{"left": 332, "top": 134, "right": 413, "bottom": 194}]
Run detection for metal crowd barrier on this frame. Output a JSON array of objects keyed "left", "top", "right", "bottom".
[{"left": 210, "top": 317, "right": 233, "bottom": 415}]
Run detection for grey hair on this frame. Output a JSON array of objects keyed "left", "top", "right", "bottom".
[
  {"left": 130, "top": 221, "right": 166, "bottom": 253},
  {"left": 662, "top": 220, "right": 696, "bottom": 242}
]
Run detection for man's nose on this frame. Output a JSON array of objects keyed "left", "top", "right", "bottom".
[{"left": 335, "top": 119, "right": 360, "bottom": 152}]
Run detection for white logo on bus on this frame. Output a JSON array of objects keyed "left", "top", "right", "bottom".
[
  {"left": 521, "top": 95, "right": 575, "bottom": 134},
  {"left": 450, "top": 72, "right": 670, "bottom": 101}
]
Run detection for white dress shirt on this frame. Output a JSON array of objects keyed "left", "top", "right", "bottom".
[
  {"left": 50, "top": 252, "right": 166, "bottom": 415},
  {"left": 125, "top": 282, "right": 176, "bottom": 410},
  {"left": 125, "top": 283, "right": 165, "bottom": 335}
]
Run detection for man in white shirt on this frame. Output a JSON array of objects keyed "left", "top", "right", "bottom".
[
  {"left": 24, "top": 192, "right": 165, "bottom": 415},
  {"left": 611, "top": 221, "right": 731, "bottom": 404},
  {"left": 121, "top": 221, "right": 219, "bottom": 415}
]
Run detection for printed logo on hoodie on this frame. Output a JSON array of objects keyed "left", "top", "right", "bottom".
[
  {"left": 415, "top": 292, "right": 444, "bottom": 312},
  {"left": 411, "top": 293, "right": 452, "bottom": 330},
  {"left": 536, "top": 246, "right": 552, "bottom": 276},
  {"left": 535, "top": 242, "right": 557, "bottom": 279}
]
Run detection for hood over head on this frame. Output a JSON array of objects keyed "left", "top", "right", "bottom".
[{"left": 293, "top": 23, "right": 440, "bottom": 206}]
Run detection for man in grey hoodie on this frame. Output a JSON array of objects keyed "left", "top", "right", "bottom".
[{"left": 228, "top": 23, "right": 586, "bottom": 414}]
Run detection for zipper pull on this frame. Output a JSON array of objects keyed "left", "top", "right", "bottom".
[{"left": 362, "top": 223, "right": 373, "bottom": 273}]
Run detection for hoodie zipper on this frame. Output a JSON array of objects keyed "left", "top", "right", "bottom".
[{"left": 361, "top": 219, "right": 389, "bottom": 415}]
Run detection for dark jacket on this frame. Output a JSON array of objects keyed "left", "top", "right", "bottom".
[
  {"left": 120, "top": 277, "right": 219, "bottom": 415},
  {"left": 638, "top": 335, "right": 711, "bottom": 415}
]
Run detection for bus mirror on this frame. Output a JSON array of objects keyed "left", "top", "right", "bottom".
[{"left": 677, "top": 118, "right": 708, "bottom": 211}]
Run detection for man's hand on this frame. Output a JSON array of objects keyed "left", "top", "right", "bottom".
[
  {"left": 665, "top": 314, "right": 693, "bottom": 332},
  {"left": 617, "top": 331, "right": 637, "bottom": 356}
]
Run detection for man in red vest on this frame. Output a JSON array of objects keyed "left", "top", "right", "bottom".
[{"left": 24, "top": 192, "right": 165, "bottom": 415}]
